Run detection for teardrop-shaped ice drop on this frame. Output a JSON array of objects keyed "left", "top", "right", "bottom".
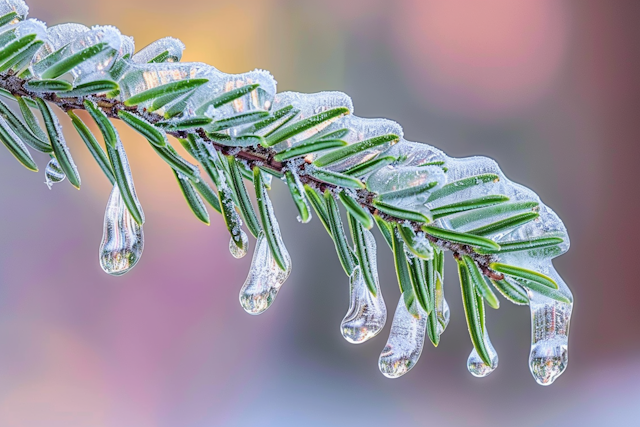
[
  {"left": 99, "top": 185, "right": 144, "bottom": 275},
  {"left": 434, "top": 270, "right": 450, "bottom": 335},
  {"left": 528, "top": 292, "right": 572, "bottom": 385},
  {"left": 467, "top": 330, "right": 499, "bottom": 377},
  {"left": 239, "top": 231, "right": 291, "bottom": 315},
  {"left": 229, "top": 230, "right": 248, "bottom": 259},
  {"left": 44, "top": 157, "right": 65, "bottom": 189},
  {"left": 438, "top": 297, "right": 450, "bottom": 334},
  {"left": 340, "top": 266, "right": 387, "bottom": 344},
  {"left": 378, "top": 294, "right": 427, "bottom": 378}
]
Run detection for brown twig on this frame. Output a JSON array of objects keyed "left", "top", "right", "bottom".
[{"left": 0, "top": 71, "right": 503, "bottom": 280}]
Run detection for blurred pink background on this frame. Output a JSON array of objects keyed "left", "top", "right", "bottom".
[{"left": 0, "top": 0, "right": 639, "bottom": 425}]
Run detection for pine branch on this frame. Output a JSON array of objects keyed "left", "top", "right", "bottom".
[
  {"left": 0, "top": 0, "right": 574, "bottom": 386},
  {"left": 0, "top": 71, "right": 503, "bottom": 278}
]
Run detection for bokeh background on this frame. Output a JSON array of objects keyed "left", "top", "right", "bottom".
[{"left": 0, "top": 0, "right": 639, "bottom": 426}]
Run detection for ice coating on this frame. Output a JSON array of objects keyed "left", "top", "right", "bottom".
[
  {"left": 239, "top": 230, "right": 291, "bottom": 315},
  {"left": 0, "top": 0, "right": 28, "bottom": 19},
  {"left": 44, "top": 23, "right": 89, "bottom": 51},
  {"left": 229, "top": 230, "right": 248, "bottom": 259},
  {"left": 0, "top": 115, "right": 33, "bottom": 163},
  {"left": 378, "top": 294, "right": 428, "bottom": 378},
  {"left": 117, "top": 61, "right": 216, "bottom": 104},
  {"left": 467, "top": 330, "right": 499, "bottom": 378},
  {"left": 268, "top": 91, "right": 353, "bottom": 152},
  {"left": 132, "top": 37, "right": 185, "bottom": 64},
  {"left": 110, "top": 130, "right": 144, "bottom": 224},
  {"left": 99, "top": 185, "right": 144, "bottom": 275},
  {"left": 187, "top": 69, "right": 277, "bottom": 121},
  {"left": 289, "top": 169, "right": 312, "bottom": 224},
  {"left": 14, "top": 18, "right": 46, "bottom": 40},
  {"left": 340, "top": 229, "right": 387, "bottom": 344},
  {"left": 44, "top": 157, "right": 65, "bottom": 188},
  {"left": 526, "top": 265, "right": 572, "bottom": 385}
]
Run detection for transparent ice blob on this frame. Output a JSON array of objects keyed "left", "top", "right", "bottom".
[
  {"left": 340, "top": 263, "right": 387, "bottom": 344},
  {"left": 378, "top": 295, "right": 428, "bottom": 378},
  {"left": 44, "top": 157, "right": 65, "bottom": 189},
  {"left": 99, "top": 185, "right": 144, "bottom": 275},
  {"left": 528, "top": 289, "right": 572, "bottom": 385},
  {"left": 229, "top": 230, "right": 249, "bottom": 259},
  {"left": 239, "top": 231, "right": 291, "bottom": 315},
  {"left": 467, "top": 330, "right": 499, "bottom": 378}
]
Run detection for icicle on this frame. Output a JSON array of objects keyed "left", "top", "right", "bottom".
[
  {"left": 467, "top": 330, "right": 499, "bottom": 377},
  {"left": 435, "top": 270, "right": 449, "bottom": 335},
  {"left": 378, "top": 294, "right": 428, "bottom": 378},
  {"left": 528, "top": 293, "right": 572, "bottom": 385},
  {"left": 239, "top": 230, "right": 291, "bottom": 315},
  {"left": 99, "top": 185, "right": 144, "bottom": 275},
  {"left": 229, "top": 230, "right": 249, "bottom": 259},
  {"left": 340, "top": 266, "right": 386, "bottom": 344},
  {"left": 44, "top": 157, "right": 65, "bottom": 189}
]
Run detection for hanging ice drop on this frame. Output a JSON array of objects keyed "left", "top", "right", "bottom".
[
  {"left": 467, "top": 330, "right": 499, "bottom": 377},
  {"left": 44, "top": 157, "right": 65, "bottom": 189},
  {"left": 340, "top": 266, "right": 387, "bottom": 344},
  {"left": 229, "top": 230, "right": 248, "bottom": 259},
  {"left": 239, "top": 231, "right": 291, "bottom": 315},
  {"left": 378, "top": 294, "right": 428, "bottom": 378},
  {"left": 528, "top": 293, "right": 572, "bottom": 385},
  {"left": 434, "top": 270, "right": 450, "bottom": 335},
  {"left": 99, "top": 185, "right": 144, "bottom": 275}
]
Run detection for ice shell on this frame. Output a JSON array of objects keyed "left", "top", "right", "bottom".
[
  {"left": 44, "top": 157, "right": 65, "bottom": 189},
  {"left": 0, "top": 0, "right": 28, "bottom": 20},
  {"left": 229, "top": 230, "right": 249, "bottom": 259},
  {"left": 132, "top": 37, "right": 185, "bottom": 64},
  {"left": 467, "top": 330, "right": 499, "bottom": 378},
  {"left": 378, "top": 295, "right": 427, "bottom": 378},
  {"left": 239, "top": 231, "right": 291, "bottom": 315},
  {"left": 99, "top": 185, "right": 144, "bottom": 275},
  {"left": 528, "top": 283, "right": 572, "bottom": 385},
  {"left": 340, "top": 241, "right": 386, "bottom": 344}
]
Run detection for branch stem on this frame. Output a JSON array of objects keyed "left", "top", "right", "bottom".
[{"left": 0, "top": 71, "right": 502, "bottom": 280}]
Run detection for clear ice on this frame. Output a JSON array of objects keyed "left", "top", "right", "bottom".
[
  {"left": 435, "top": 271, "right": 450, "bottom": 335},
  {"left": 239, "top": 230, "right": 291, "bottom": 315},
  {"left": 44, "top": 157, "right": 65, "bottom": 188},
  {"left": 467, "top": 330, "right": 499, "bottom": 378},
  {"left": 340, "top": 256, "right": 387, "bottom": 344},
  {"left": 378, "top": 295, "right": 428, "bottom": 378},
  {"left": 229, "top": 230, "right": 248, "bottom": 259},
  {"left": 99, "top": 185, "right": 144, "bottom": 276},
  {"left": 527, "top": 270, "right": 572, "bottom": 385},
  {"left": 9, "top": 0, "right": 573, "bottom": 384},
  {"left": 0, "top": 0, "right": 28, "bottom": 21}
]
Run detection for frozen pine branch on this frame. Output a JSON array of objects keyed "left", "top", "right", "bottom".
[{"left": 0, "top": 0, "right": 573, "bottom": 385}]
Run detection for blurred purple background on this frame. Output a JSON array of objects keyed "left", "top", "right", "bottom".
[{"left": 0, "top": 0, "right": 639, "bottom": 425}]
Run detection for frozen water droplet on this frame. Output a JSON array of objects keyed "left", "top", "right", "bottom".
[
  {"left": 44, "top": 157, "right": 65, "bottom": 189},
  {"left": 229, "top": 230, "right": 248, "bottom": 259},
  {"left": 528, "top": 291, "right": 572, "bottom": 385},
  {"left": 438, "top": 296, "right": 450, "bottom": 334},
  {"left": 378, "top": 295, "right": 427, "bottom": 378},
  {"left": 341, "top": 266, "right": 386, "bottom": 344},
  {"left": 467, "top": 330, "right": 499, "bottom": 377},
  {"left": 529, "top": 338, "right": 568, "bottom": 386},
  {"left": 239, "top": 231, "right": 291, "bottom": 315},
  {"left": 99, "top": 185, "right": 143, "bottom": 276},
  {"left": 433, "top": 270, "right": 449, "bottom": 336}
]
